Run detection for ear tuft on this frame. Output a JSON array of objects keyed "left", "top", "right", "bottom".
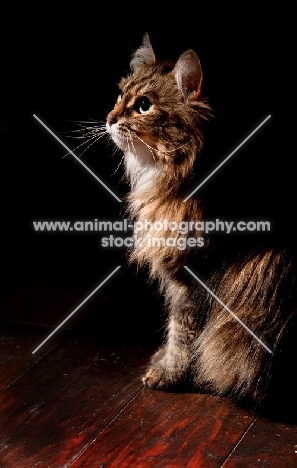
[
  {"left": 130, "top": 33, "right": 156, "bottom": 72},
  {"left": 173, "top": 50, "right": 203, "bottom": 101}
]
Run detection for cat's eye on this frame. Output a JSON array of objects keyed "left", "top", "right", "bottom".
[{"left": 134, "top": 96, "right": 153, "bottom": 115}]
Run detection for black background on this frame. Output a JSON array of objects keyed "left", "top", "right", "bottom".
[{"left": 1, "top": 1, "right": 296, "bottom": 290}]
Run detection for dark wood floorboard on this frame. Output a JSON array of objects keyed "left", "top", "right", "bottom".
[
  {"left": 222, "top": 417, "right": 297, "bottom": 468},
  {"left": 0, "top": 322, "right": 67, "bottom": 392},
  {"left": 1, "top": 279, "right": 297, "bottom": 467},
  {"left": 0, "top": 331, "right": 152, "bottom": 467},
  {"left": 71, "top": 390, "right": 254, "bottom": 468}
]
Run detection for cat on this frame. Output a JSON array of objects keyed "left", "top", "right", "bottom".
[{"left": 105, "top": 34, "right": 297, "bottom": 404}]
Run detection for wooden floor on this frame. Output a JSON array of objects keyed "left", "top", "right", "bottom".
[{"left": 1, "top": 272, "right": 297, "bottom": 467}]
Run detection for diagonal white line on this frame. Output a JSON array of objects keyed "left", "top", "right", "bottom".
[
  {"left": 184, "top": 266, "right": 273, "bottom": 354},
  {"left": 32, "top": 266, "right": 122, "bottom": 354},
  {"left": 183, "top": 115, "right": 271, "bottom": 202},
  {"left": 33, "top": 114, "right": 122, "bottom": 203}
]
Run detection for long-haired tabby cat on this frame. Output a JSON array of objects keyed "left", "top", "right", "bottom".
[{"left": 106, "top": 34, "right": 297, "bottom": 405}]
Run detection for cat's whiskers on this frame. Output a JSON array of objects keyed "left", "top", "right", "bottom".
[
  {"left": 60, "top": 135, "right": 98, "bottom": 160},
  {"left": 110, "top": 151, "right": 125, "bottom": 177},
  {"left": 132, "top": 133, "right": 156, "bottom": 160},
  {"left": 74, "top": 121, "right": 106, "bottom": 130},
  {"left": 61, "top": 127, "right": 107, "bottom": 160},
  {"left": 65, "top": 121, "right": 106, "bottom": 137},
  {"left": 128, "top": 131, "right": 155, "bottom": 165},
  {"left": 133, "top": 132, "right": 192, "bottom": 156},
  {"left": 162, "top": 139, "right": 193, "bottom": 154},
  {"left": 123, "top": 131, "right": 160, "bottom": 193},
  {"left": 71, "top": 129, "right": 106, "bottom": 140},
  {"left": 76, "top": 133, "right": 106, "bottom": 159},
  {"left": 126, "top": 136, "right": 139, "bottom": 189}
]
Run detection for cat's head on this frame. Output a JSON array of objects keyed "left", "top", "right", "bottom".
[{"left": 106, "top": 34, "right": 211, "bottom": 185}]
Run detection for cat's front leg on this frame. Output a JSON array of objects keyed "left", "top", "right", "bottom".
[{"left": 143, "top": 312, "right": 197, "bottom": 390}]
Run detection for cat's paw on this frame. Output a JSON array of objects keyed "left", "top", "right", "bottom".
[
  {"left": 142, "top": 364, "right": 171, "bottom": 389},
  {"left": 143, "top": 348, "right": 170, "bottom": 389},
  {"left": 142, "top": 347, "right": 184, "bottom": 390}
]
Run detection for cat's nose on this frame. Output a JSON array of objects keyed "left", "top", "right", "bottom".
[{"left": 106, "top": 113, "right": 117, "bottom": 126}]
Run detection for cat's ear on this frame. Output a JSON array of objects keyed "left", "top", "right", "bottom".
[
  {"left": 174, "top": 50, "right": 203, "bottom": 101},
  {"left": 130, "top": 33, "right": 156, "bottom": 72}
]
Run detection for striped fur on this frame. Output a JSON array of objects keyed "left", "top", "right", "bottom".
[{"left": 106, "top": 35, "right": 297, "bottom": 403}]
